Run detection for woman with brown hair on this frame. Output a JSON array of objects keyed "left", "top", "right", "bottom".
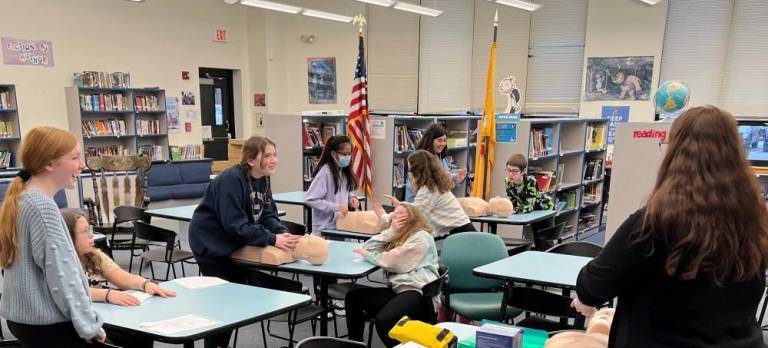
[
  {"left": 404, "top": 124, "right": 468, "bottom": 202},
  {"left": 573, "top": 105, "right": 768, "bottom": 347},
  {"left": 375, "top": 149, "right": 475, "bottom": 238},
  {"left": 0, "top": 127, "right": 105, "bottom": 347},
  {"left": 189, "top": 135, "right": 299, "bottom": 348},
  {"left": 346, "top": 203, "right": 440, "bottom": 347}
]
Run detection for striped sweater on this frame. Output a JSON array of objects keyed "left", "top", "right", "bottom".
[
  {"left": 0, "top": 190, "right": 102, "bottom": 340},
  {"left": 385, "top": 187, "right": 470, "bottom": 238}
]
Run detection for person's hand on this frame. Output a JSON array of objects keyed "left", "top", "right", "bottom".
[
  {"left": 383, "top": 194, "right": 401, "bottom": 206},
  {"left": 275, "top": 233, "right": 300, "bottom": 252},
  {"left": 372, "top": 199, "right": 385, "bottom": 218},
  {"left": 391, "top": 213, "right": 408, "bottom": 231},
  {"left": 108, "top": 290, "right": 141, "bottom": 306},
  {"left": 457, "top": 168, "right": 468, "bottom": 183},
  {"left": 350, "top": 197, "right": 361, "bottom": 210},
  {"left": 92, "top": 331, "right": 107, "bottom": 343},
  {"left": 144, "top": 282, "right": 176, "bottom": 298},
  {"left": 338, "top": 203, "right": 349, "bottom": 216},
  {"left": 571, "top": 297, "right": 596, "bottom": 318},
  {"left": 352, "top": 248, "right": 369, "bottom": 257}
]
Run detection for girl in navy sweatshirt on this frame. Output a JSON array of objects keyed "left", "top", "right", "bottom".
[{"left": 189, "top": 135, "right": 299, "bottom": 348}]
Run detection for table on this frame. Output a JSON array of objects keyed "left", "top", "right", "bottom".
[
  {"left": 321, "top": 228, "right": 375, "bottom": 242},
  {"left": 473, "top": 251, "right": 592, "bottom": 289},
  {"left": 469, "top": 210, "right": 556, "bottom": 235},
  {"left": 145, "top": 204, "right": 286, "bottom": 222},
  {"left": 273, "top": 191, "right": 368, "bottom": 233},
  {"left": 232, "top": 240, "right": 379, "bottom": 336},
  {"left": 92, "top": 280, "right": 311, "bottom": 348}
]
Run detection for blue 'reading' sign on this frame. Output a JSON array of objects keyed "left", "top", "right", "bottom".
[
  {"left": 495, "top": 112, "right": 520, "bottom": 143},
  {"left": 601, "top": 106, "right": 629, "bottom": 144}
]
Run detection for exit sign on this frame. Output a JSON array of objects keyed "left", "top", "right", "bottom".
[{"left": 214, "top": 29, "right": 228, "bottom": 43}]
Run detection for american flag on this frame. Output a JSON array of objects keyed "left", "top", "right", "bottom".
[{"left": 347, "top": 31, "right": 373, "bottom": 198}]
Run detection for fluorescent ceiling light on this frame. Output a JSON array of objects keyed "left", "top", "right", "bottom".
[
  {"left": 240, "top": 0, "right": 302, "bottom": 14},
  {"left": 638, "top": 0, "right": 663, "bottom": 4},
  {"left": 355, "top": 0, "right": 395, "bottom": 7},
  {"left": 393, "top": 2, "right": 443, "bottom": 17},
  {"left": 495, "top": 0, "right": 541, "bottom": 12},
  {"left": 302, "top": 9, "right": 354, "bottom": 23}
]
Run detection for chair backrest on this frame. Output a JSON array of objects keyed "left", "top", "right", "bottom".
[
  {"left": 133, "top": 221, "right": 177, "bottom": 251},
  {"left": 113, "top": 205, "right": 148, "bottom": 225},
  {"left": 441, "top": 232, "right": 507, "bottom": 292},
  {"left": 85, "top": 155, "right": 152, "bottom": 227},
  {"left": 296, "top": 337, "right": 366, "bottom": 348},
  {"left": 244, "top": 269, "right": 304, "bottom": 294},
  {"left": 0, "top": 340, "right": 20, "bottom": 347},
  {"left": 546, "top": 241, "right": 602, "bottom": 257},
  {"left": 282, "top": 220, "right": 307, "bottom": 235},
  {"left": 532, "top": 222, "right": 565, "bottom": 250},
  {"left": 422, "top": 265, "right": 449, "bottom": 298},
  {"left": 505, "top": 286, "right": 585, "bottom": 328}
]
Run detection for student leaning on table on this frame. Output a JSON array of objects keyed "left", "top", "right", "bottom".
[
  {"left": 63, "top": 209, "right": 177, "bottom": 348},
  {"left": 0, "top": 127, "right": 105, "bottom": 347},
  {"left": 572, "top": 106, "right": 768, "bottom": 348}
]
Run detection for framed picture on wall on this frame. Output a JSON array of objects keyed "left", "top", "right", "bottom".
[
  {"left": 584, "top": 56, "right": 654, "bottom": 101},
  {"left": 307, "top": 57, "right": 337, "bottom": 104}
]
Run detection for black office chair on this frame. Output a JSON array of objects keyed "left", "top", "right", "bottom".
[
  {"left": 502, "top": 286, "right": 586, "bottom": 332},
  {"left": 133, "top": 221, "right": 195, "bottom": 281},
  {"left": 111, "top": 206, "right": 154, "bottom": 273},
  {"left": 532, "top": 222, "right": 565, "bottom": 251},
  {"left": 296, "top": 337, "right": 366, "bottom": 348},
  {"left": 546, "top": 241, "right": 602, "bottom": 257}
]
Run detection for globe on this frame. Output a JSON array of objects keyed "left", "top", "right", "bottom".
[{"left": 654, "top": 80, "right": 690, "bottom": 119}]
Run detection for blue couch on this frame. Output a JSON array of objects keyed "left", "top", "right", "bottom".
[
  {"left": 0, "top": 180, "right": 68, "bottom": 208},
  {"left": 147, "top": 159, "right": 212, "bottom": 202}
]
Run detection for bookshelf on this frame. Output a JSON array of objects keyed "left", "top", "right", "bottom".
[
  {"left": 0, "top": 85, "right": 21, "bottom": 169},
  {"left": 370, "top": 114, "right": 480, "bottom": 202},
  {"left": 66, "top": 87, "right": 169, "bottom": 161}
]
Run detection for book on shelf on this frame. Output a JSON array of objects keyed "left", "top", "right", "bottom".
[
  {"left": 303, "top": 156, "right": 320, "bottom": 182},
  {"left": 81, "top": 119, "right": 128, "bottom": 137},
  {"left": 0, "top": 91, "right": 13, "bottom": 109},
  {"left": 583, "top": 183, "right": 602, "bottom": 204},
  {"left": 0, "top": 121, "right": 14, "bottom": 138},
  {"left": 394, "top": 125, "right": 424, "bottom": 152},
  {"left": 558, "top": 190, "right": 578, "bottom": 208},
  {"left": 134, "top": 95, "right": 161, "bottom": 112},
  {"left": 138, "top": 145, "right": 164, "bottom": 160},
  {"left": 0, "top": 149, "right": 14, "bottom": 168},
  {"left": 321, "top": 126, "right": 337, "bottom": 145},
  {"left": 584, "top": 158, "right": 604, "bottom": 180},
  {"left": 530, "top": 127, "right": 553, "bottom": 157},
  {"left": 302, "top": 122, "right": 324, "bottom": 148},
  {"left": 556, "top": 163, "right": 565, "bottom": 187},
  {"left": 530, "top": 167, "right": 556, "bottom": 193},
  {"left": 80, "top": 93, "right": 129, "bottom": 112},
  {"left": 393, "top": 158, "right": 406, "bottom": 188},
  {"left": 74, "top": 71, "right": 131, "bottom": 89},
  {"left": 85, "top": 145, "right": 126, "bottom": 158},
  {"left": 578, "top": 213, "right": 597, "bottom": 230},
  {"left": 447, "top": 128, "right": 468, "bottom": 148},
  {"left": 138, "top": 119, "right": 162, "bottom": 135},
  {"left": 586, "top": 124, "right": 607, "bottom": 150},
  {"left": 170, "top": 144, "right": 203, "bottom": 160}
]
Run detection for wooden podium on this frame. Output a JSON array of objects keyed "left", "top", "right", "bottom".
[{"left": 212, "top": 138, "right": 246, "bottom": 173}]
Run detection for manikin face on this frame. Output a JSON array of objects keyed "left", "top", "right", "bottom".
[
  {"left": 48, "top": 144, "right": 85, "bottom": 190},
  {"left": 247, "top": 144, "right": 278, "bottom": 177},
  {"left": 432, "top": 135, "right": 447, "bottom": 154},
  {"left": 505, "top": 165, "right": 524, "bottom": 185},
  {"left": 73, "top": 216, "right": 95, "bottom": 256}
]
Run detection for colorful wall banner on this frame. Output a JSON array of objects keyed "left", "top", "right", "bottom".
[{"left": 2, "top": 37, "right": 54, "bottom": 67}]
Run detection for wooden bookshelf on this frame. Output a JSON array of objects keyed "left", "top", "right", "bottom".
[{"left": 0, "top": 85, "right": 22, "bottom": 169}]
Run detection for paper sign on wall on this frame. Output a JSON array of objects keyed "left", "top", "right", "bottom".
[
  {"left": 2, "top": 37, "right": 54, "bottom": 67},
  {"left": 371, "top": 119, "right": 385, "bottom": 140},
  {"left": 601, "top": 106, "right": 630, "bottom": 145},
  {"left": 166, "top": 97, "right": 180, "bottom": 130},
  {"left": 495, "top": 113, "right": 520, "bottom": 144}
]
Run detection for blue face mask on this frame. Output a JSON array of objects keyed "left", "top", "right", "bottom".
[{"left": 337, "top": 155, "right": 351, "bottom": 168}]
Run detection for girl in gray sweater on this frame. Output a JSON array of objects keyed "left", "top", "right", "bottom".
[{"left": 0, "top": 127, "right": 105, "bottom": 347}]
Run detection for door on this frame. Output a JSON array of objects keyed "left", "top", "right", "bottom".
[{"left": 199, "top": 68, "right": 235, "bottom": 160}]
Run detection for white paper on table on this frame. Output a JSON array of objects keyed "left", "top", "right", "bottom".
[
  {"left": 124, "top": 290, "right": 152, "bottom": 303},
  {"left": 172, "top": 276, "right": 228, "bottom": 289},
  {"left": 140, "top": 314, "right": 219, "bottom": 336}
]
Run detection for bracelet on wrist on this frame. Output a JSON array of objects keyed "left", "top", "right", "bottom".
[
  {"left": 104, "top": 289, "right": 112, "bottom": 304},
  {"left": 140, "top": 279, "right": 152, "bottom": 292}
]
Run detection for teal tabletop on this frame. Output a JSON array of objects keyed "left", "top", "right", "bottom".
[
  {"left": 469, "top": 210, "right": 556, "bottom": 225},
  {"left": 145, "top": 204, "right": 286, "bottom": 221},
  {"left": 473, "top": 251, "right": 592, "bottom": 289},
  {"left": 92, "top": 281, "right": 311, "bottom": 344}
]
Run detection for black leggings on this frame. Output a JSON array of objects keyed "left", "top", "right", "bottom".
[
  {"left": 345, "top": 287, "right": 435, "bottom": 348},
  {"left": 7, "top": 320, "right": 92, "bottom": 348},
  {"left": 449, "top": 222, "right": 477, "bottom": 235},
  {"left": 198, "top": 261, "right": 249, "bottom": 348}
]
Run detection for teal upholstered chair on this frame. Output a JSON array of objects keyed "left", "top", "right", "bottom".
[{"left": 441, "top": 232, "right": 522, "bottom": 322}]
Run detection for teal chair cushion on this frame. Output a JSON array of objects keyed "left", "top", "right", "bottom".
[
  {"left": 441, "top": 232, "right": 508, "bottom": 291},
  {"left": 448, "top": 292, "right": 522, "bottom": 322}
]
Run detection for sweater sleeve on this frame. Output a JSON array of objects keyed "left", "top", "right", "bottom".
[
  {"left": 260, "top": 185, "right": 287, "bottom": 234},
  {"left": 364, "top": 232, "right": 429, "bottom": 273},
  {"left": 29, "top": 202, "right": 103, "bottom": 340},
  {"left": 214, "top": 192, "right": 277, "bottom": 247},
  {"left": 576, "top": 210, "right": 648, "bottom": 306},
  {"left": 305, "top": 167, "right": 339, "bottom": 214}
]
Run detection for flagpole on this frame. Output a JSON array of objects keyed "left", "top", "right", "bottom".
[
  {"left": 354, "top": 15, "right": 372, "bottom": 199},
  {"left": 481, "top": 10, "right": 499, "bottom": 199}
]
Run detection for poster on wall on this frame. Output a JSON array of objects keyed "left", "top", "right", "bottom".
[
  {"left": 254, "top": 93, "right": 266, "bottom": 107},
  {"left": 1, "top": 37, "right": 54, "bottom": 67},
  {"left": 166, "top": 97, "right": 179, "bottom": 130},
  {"left": 495, "top": 113, "right": 520, "bottom": 143},
  {"left": 181, "top": 91, "right": 195, "bottom": 105},
  {"left": 601, "top": 106, "right": 630, "bottom": 145},
  {"left": 307, "top": 57, "right": 337, "bottom": 104},
  {"left": 584, "top": 56, "right": 653, "bottom": 101}
]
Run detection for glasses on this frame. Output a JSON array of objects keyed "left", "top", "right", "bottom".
[
  {"left": 505, "top": 168, "right": 522, "bottom": 174},
  {"left": 335, "top": 151, "right": 352, "bottom": 156}
]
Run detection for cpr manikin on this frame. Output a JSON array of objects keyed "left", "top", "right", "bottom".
[
  {"left": 488, "top": 196, "right": 514, "bottom": 217},
  {"left": 231, "top": 234, "right": 329, "bottom": 265},
  {"left": 545, "top": 308, "right": 615, "bottom": 348},
  {"left": 456, "top": 197, "right": 490, "bottom": 217},
  {"left": 336, "top": 210, "right": 383, "bottom": 234}
]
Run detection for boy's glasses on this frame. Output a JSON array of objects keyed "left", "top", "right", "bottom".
[{"left": 505, "top": 168, "right": 521, "bottom": 174}]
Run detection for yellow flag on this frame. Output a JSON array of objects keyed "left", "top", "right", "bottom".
[{"left": 472, "top": 41, "right": 497, "bottom": 199}]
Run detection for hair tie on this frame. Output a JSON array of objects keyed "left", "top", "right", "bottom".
[{"left": 16, "top": 169, "right": 31, "bottom": 182}]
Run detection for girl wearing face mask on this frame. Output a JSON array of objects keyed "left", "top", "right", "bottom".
[{"left": 306, "top": 135, "right": 360, "bottom": 235}]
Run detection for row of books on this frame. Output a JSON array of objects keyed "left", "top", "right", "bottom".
[
  {"left": 447, "top": 129, "right": 468, "bottom": 148},
  {"left": 85, "top": 145, "right": 127, "bottom": 158},
  {"left": 81, "top": 120, "right": 128, "bottom": 137},
  {"left": 170, "top": 144, "right": 203, "bottom": 160},
  {"left": 586, "top": 124, "right": 607, "bottom": 150},
  {"left": 583, "top": 183, "right": 602, "bottom": 204},
  {"left": 0, "top": 121, "right": 14, "bottom": 138},
  {"left": 74, "top": 71, "right": 131, "bottom": 89},
  {"left": 393, "top": 158, "right": 407, "bottom": 188},
  {"left": 530, "top": 127, "right": 553, "bottom": 157},
  {"left": 530, "top": 167, "right": 556, "bottom": 193},
  {"left": 0, "top": 150, "right": 13, "bottom": 168},
  {"left": 138, "top": 145, "right": 164, "bottom": 160},
  {"left": 395, "top": 126, "right": 424, "bottom": 152},
  {"left": 80, "top": 93, "right": 129, "bottom": 112},
  {"left": 584, "top": 159, "right": 604, "bottom": 180},
  {"left": 558, "top": 190, "right": 578, "bottom": 209},
  {"left": 135, "top": 95, "right": 162, "bottom": 112},
  {"left": 137, "top": 119, "right": 162, "bottom": 135},
  {"left": 0, "top": 91, "right": 13, "bottom": 109},
  {"left": 303, "top": 156, "right": 320, "bottom": 182}
]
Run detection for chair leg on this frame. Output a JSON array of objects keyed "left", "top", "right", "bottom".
[
  {"left": 261, "top": 322, "right": 268, "bottom": 348},
  {"left": 366, "top": 320, "right": 375, "bottom": 348},
  {"left": 181, "top": 261, "right": 187, "bottom": 277},
  {"left": 165, "top": 262, "right": 172, "bottom": 281},
  {"left": 127, "top": 250, "right": 135, "bottom": 274},
  {"left": 149, "top": 261, "right": 156, "bottom": 280},
  {"left": 232, "top": 328, "right": 238, "bottom": 348}
]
